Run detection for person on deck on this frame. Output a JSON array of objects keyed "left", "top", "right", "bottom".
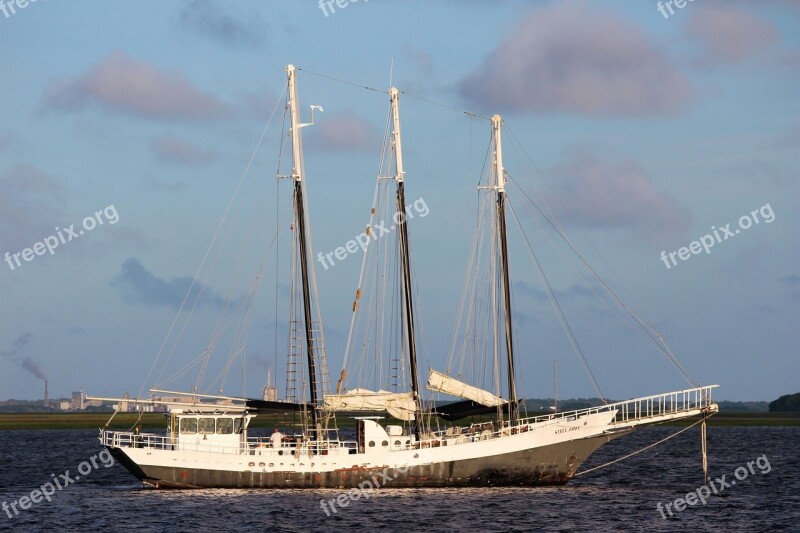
[{"left": 271, "top": 428, "right": 283, "bottom": 448}]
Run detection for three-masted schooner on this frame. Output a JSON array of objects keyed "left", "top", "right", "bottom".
[{"left": 91, "top": 65, "right": 718, "bottom": 489}]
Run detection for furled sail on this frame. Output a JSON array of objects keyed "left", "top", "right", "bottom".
[
  {"left": 323, "top": 388, "right": 416, "bottom": 421},
  {"left": 426, "top": 369, "right": 506, "bottom": 407}
]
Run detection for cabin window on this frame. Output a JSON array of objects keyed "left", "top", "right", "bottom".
[
  {"left": 199, "top": 418, "right": 215, "bottom": 435},
  {"left": 368, "top": 441, "right": 376, "bottom": 447},
  {"left": 216, "top": 418, "right": 234, "bottom": 434},
  {"left": 234, "top": 418, "right": 244, "bottom": 433},
  {"left": 180, "top": 418, "right": 197, "bottom": 434}
]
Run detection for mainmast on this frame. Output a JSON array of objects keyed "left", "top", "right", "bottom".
[
  {"left": 286, "top": 64, "right": 320, "bottom": 438},
  {"left": 390, "top": 87, "right": 423, "bottom": 439},
  {"left": 492, "top": 114, "right": 519, "bottom": 426}
]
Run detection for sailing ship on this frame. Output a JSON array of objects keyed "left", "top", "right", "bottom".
[{"left": 90, "top": 65, "right": 718, "bottom": 489}]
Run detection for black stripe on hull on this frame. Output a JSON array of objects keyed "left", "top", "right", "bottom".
[{"left": 108, "top": 432, "right": 626, "bottom": 489}]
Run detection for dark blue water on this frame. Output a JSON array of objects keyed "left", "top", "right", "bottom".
[{"left": 0, "top": 426, "right": 797, "bottom": 532}]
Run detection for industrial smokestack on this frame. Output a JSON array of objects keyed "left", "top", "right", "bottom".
[{"left": 44, "top": 379, "right": 48, "bottom": 408}]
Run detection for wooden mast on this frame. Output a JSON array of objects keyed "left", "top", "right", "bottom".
[
  {"left": 286, "top": 64, "right": 320, "bottom": 438},
  {"left": 390, "top": 87, "right": 423, "bottom": 439},
  {"left": 492, "top": 114, "right": 519, "bottom": 426}
]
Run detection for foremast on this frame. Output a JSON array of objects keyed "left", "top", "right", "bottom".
[
  {"left": 491, "top": 115, "right": 519, "bottom": 425},
  {"left": 390, "top": 87, "right": 423, "bottom": 439},
  {"left": 286, "top": 64, "right": 322, "bottom": 439}
]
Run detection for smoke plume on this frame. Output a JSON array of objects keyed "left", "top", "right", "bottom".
[
  {"left": 22, "top": 357, "right": 47, "bottom": 381},
  {"left": 1, "top": 333, "right": 47, "bottom": 381},
  {"left": 0, "top": 333, "right": 31, "bottom": 357}
]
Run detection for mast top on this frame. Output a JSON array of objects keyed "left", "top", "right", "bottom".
[
  {"left": 492, "top": 114, "right": 505, "bottom": 193},
  {"left": 390, "top": 87, "right": 405, "bottom": 183}
]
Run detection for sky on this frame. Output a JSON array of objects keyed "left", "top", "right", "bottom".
[{"left": 0, "top": 0, "right": 797, "bottom": 404}]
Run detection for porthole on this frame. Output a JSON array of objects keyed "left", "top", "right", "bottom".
[
  {"left": 381, "top": 440, "right": 388, "bottom": 447},
  {"left": 394, "top": 440, "right": 401, "bottom": 446},
  {"left": 368, "top": 441, "right": 376, "bottom": 447}
]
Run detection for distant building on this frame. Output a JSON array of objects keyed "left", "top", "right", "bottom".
[
  {"left": 263, "top": 369, "right": 277, "bottom": 401},
  {"left": 263, "top": 386, "right": 277, "bottom": 401},
  {"left": 70, "top": 391, "right": 84, "bottom": 410}
]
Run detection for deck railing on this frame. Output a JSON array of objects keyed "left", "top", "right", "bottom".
[
  {"left": 516, "top": 384, "right": 719, "bottom": 428},
  {"left": 100, "top": 430, "right": 358, "bottom": 455},
  {"left": 100, "top": 385, "right": 718, "bottom": 456}
]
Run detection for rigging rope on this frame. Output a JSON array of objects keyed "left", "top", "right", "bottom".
[
  {"left": 138, "top": 86, "right": 286, "bottom": 400},
  {"left": 574, "top": 418, "right": 705, "bottom": 477},
  {"left": 296, "top": 66, "right": 491, "bottom": 121},
  {"left": 340, "top": 106, "right": 393, "bottom": 379},
  {"left": 501, "top": 126, "right": 697, "bottom": 387},
  {"left": 506, "top": 199, "right": 607, "bottom": 402}
]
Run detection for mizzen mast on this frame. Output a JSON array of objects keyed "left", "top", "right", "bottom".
[
  {"left": 390, "top": 87, "right": 423, "bottom": 438},
  {"left": 491, "top": 114, "right": 519, "bottom": 425}
]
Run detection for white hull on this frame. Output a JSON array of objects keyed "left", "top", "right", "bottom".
[{"left": 101, "top": 386, "right": 718, "bottom": 489}]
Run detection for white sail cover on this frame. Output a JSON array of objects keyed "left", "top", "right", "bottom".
[
  {"left": 323, "top": 389, "right": 416, "bottom": 421},
  {"left": 426, "top": 369, "right": 506, "bottom": 407}
]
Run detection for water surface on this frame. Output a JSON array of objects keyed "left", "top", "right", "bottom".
[{"left": 0, "top": 426, "right": 796, "bottom": 532}]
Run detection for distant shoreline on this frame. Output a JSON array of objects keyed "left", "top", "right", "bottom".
[{"left": 0, "top": 411, "right": 797, "bottom": 431}]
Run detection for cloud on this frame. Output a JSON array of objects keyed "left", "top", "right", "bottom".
[
  {"left": 514, "top": 281, "right": 596, "bottom": 303},
  {"left": 178, "top": 0, "right": 266, "bottom": 47},
  {"left": 112, "top": 257, "right": 228, "bottom": 309},
  {"left": 405, "top": 48, "right": 434, "bottom": 77},
  {"left": 459, "top": 3, "right": 691, "bottom": 116},
  {"left": 0, "top": 164, "right": 66, "bottom": 251},
  {"left": 150, "top": 136, "right": 217, "bottom": 166},
  {"left": 238, "top": 87, "right": 282, "bottom": 121},
  {"left": 686, "top": 5, "right": 779, "bottom": 65},
  {"left": 540, "top": 152, "right": 692, "bottom": 238},
  {"left": 40, "top": 51, "right": 230, "bottom": 121},
  {"left": 305, "top": 111, "right": 378, "bottom": 152}
]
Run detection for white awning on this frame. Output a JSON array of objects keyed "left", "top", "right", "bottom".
[
  {"left": 426, "top": 369, "right": 506, "bottom": 407},
  {"left": 323, "top": 389, "right": 416, "bottom": 421}
]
